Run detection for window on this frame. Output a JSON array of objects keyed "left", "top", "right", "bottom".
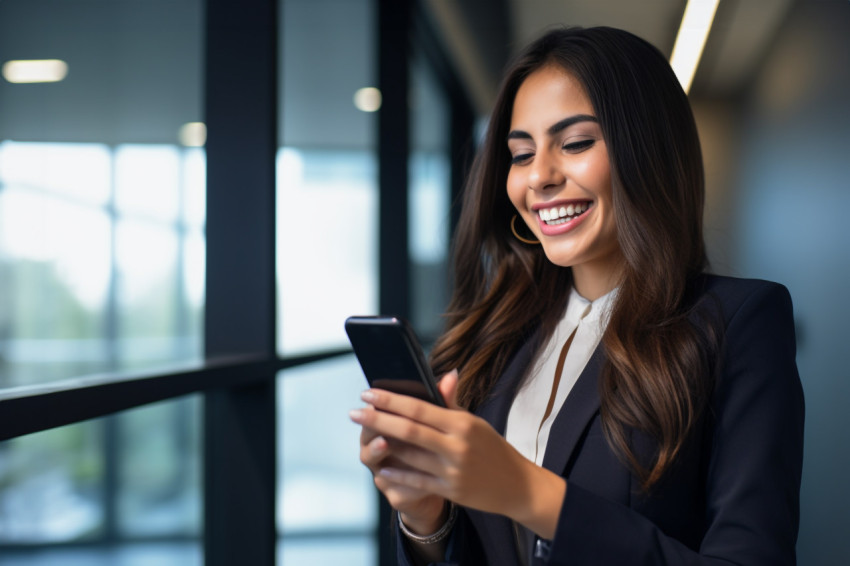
[
  {"left": 276, "top": 0, "right": 379, "bottom": 563},
  {"left": 0, "top": 2, "right": 474, "bottom": 565},
  {"left": 0, "top": 0, "right": 204, "bottom": 562}
]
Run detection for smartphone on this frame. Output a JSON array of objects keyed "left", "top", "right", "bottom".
[{"left": 344, "top": 315, "right": 447, "bottom": 407}]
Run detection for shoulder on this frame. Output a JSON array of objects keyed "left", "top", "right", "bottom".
[
  {"left": 694, "top": 273, "right": 794, "bottom": 328},
  {"left": 697, "top": 274, "right": 801, "bottom": 407}
]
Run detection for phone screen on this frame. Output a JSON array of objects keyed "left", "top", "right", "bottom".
[{"left": 345, "top": 316, "right": 446, "bottom": 406}]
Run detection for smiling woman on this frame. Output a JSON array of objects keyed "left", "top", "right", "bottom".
[{"left": 351, "top": 26, "right": 804, "bottom": 566}]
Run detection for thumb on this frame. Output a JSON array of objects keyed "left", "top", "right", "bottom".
[{"left": 437, "top": 369, "right": 461, "bottom": 410}]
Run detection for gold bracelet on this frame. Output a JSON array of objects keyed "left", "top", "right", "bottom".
[{"left": 398, "top": 502, "right": 458, "bottom": 544}]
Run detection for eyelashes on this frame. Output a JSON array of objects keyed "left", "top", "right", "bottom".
[
  {"left": 563, "top": 139, "right": 594, "bottom": 152},
  {"left": 509, "top": 139, "right": 595, "bottom": 165}
]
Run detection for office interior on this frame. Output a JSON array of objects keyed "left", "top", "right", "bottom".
[{"left": 0, "top": 0, "right": 847, "bottom": 564}]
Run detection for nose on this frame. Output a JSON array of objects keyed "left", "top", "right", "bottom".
[{"left": 526, "top": 149, "right": 565, "bottom": 192}]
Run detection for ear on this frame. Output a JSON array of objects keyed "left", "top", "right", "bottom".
[{"left": 438, "top": 369, "right": 461, "bottom": 410}]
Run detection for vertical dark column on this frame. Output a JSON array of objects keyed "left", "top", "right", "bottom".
[
  {"left": 378, "top": 1, "right": 411, "bottom": 564},
  {"left": 449, "top": 100, "right": 475, "bottom": 239},
  {"left": 204, "top": 0, "right": 278, "bottom": 564},
  {"left": 379, "top": 0, "right": 412, "bottom": 320}
]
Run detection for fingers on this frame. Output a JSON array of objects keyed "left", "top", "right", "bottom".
[
  {"left": 357, "top": 388, "right": 459, "bottom": 434},
  {"left": 377, "top": 466, "right": 446, "bottom": 494},
  {"left": 352, "top": 405, "right": 446, "bottom": 456},
  {"left": 438, "top": 369, "right": 461, "bottom": 410},
  {"left": 360, "top": 431, "right": 442, "bottom": 478},
  {"left": 359, "top": 433, "right": 446, "bottom": 509},
  {"left": 359, "top": 431, "right": 398, "bottom": 475}
]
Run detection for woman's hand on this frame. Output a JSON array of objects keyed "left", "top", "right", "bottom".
[
  {"left": 350, "top": 371, "right": 566, "bottom": 539},
  {"left": 355, "top": 372, "right": 463, "bottom": 534},
  {"left": 358, "top": 421, "right": 447, "bottom": 534}
]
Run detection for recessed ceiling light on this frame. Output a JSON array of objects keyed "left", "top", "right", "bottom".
[
  {"left": 2, "top": 59, "right": 69, "bottom": 83},
  {"left": 353, "top": 87, "right": 382, "bottom": 112},
  {"left": 670, "top": 0, "right": 721, "bottom": 94},
  {"left": 178, "top": 122, "right": 207, "bottom": 147}
]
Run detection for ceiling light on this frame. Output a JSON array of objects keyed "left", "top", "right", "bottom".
[
  {"left": 669, "top": 0, "right": 721, "bottom": 93},
  {"left": 178, "top": 122, "right": 207, "bottom": 147},
  {"left": 2, "top": 59, "right": 69, "bottom": 83},
  {"left": 353, "top": 87, "right": 382, "bottom": 112}
]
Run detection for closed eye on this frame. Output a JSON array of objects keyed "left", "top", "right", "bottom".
[
  {"left": 563, "top": 139, "right": 594, "bottom": 153},
  {"left": 510, "top": 153, "right": 534, "bottom": 165}
]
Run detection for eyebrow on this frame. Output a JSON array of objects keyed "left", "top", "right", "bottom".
[{"left": 507, "top": 114, "right": 598, "bottom": 141}]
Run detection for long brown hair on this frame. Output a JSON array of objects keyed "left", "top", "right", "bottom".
[{"left": 430, "top": 27, "right": 717, "bottom": 489}]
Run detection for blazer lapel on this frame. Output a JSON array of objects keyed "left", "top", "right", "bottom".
[
  {"left": 540, "top": 345, "right": 604, "bottom": 475},
  {"left": 469, "top": 338, "right": 537, "bottom": 565},
  {"left": 475, "top": 337, "right": 537, "bottom": 433}
]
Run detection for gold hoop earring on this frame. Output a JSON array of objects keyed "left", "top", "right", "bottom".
[{"left": 510, "top": 215, "right": 540, "bottom": 245}]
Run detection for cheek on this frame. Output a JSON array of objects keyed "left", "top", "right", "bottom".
[{"left": 505, "top": 172, "right": 525, "bottom": 210}]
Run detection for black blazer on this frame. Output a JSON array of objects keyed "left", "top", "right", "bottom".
[{"left": 398, "top": 275, "right": 805, "bottom": 565}]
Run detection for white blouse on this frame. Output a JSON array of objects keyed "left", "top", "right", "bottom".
[{"left": 505, "top": 287, "right": 616, "bottom": 465}]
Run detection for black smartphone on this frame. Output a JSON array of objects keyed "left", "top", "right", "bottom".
[{"left": 344, "top": 315, "right": 447, "bottom": 407}]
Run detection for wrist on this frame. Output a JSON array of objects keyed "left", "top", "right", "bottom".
[
  {"left": 399, "top": 501, "right": 457, "bottom": 544},
  {"left": 399, "top": 497, "right": 448, "bottom": 536},
  {"left": 510, "top": 459, "right": 566, "bottom": 540}
]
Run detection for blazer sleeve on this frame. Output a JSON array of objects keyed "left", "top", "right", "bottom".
[{"left": 545, "top": 282, "right": 805, "bottom": 565}]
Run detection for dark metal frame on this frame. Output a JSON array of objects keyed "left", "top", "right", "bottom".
[{"left": 0, "top": 0, "right": 477, "bottom": 564}]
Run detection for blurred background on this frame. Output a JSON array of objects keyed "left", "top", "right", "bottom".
[{"left": 0, "top": 0, "right": 847, "bottom": 564}]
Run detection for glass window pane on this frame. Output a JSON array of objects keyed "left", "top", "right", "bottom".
[
  {"left": 277, "top": 0, "right": 378, "bottom": 356},
  {"left": 115, "top": 145, "right": 182, "bottom": 223},
  {"left": 278, "top": 537, "right": 376, "bottom": 566},
  {"left": 0, "top": 142, "right": 111, "bottom": 206},
  {"left": 0, "top": 397, "right": 202, "bottom": 547},
  {"left": 277, "top": 355, "right": 377, "bottom": 535},
  {"left": 0, "top": 0, "right": 205, "bottom": 388},
  {"left": 0, "top": 0, "right": 204, "bottom": 561},
  {"left": 276, "top": 149, "right": 377, "bottom": 354},
  {"left": 0, "top": 185, "right": 112, "bottom": 386},
  {"left": 0, "top": 542, "right": 201, "bottom": 566},
  {"left": 117, "top": 396, "right": 201, "bottom": 537},
  {"left": 0, "top": 422, "right": 103, "bottom": 543},
  {"left": 409, "top": 50, "right": 452, "bottom": 338}
]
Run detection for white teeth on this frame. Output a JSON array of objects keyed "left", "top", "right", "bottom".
[{"left": 537, "top": 202, "right": 591, "bottom": 225}]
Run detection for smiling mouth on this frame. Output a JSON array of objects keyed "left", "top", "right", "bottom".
[{"left": 537, "top": 201, "right": 592, "bottom": 225}]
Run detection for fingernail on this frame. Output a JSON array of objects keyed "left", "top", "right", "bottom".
[
  {"left": 349, "top": 409, "right": 365, "bottom": 422},
  {"left": 361, "top": 390, "right": 377, "bottom": 403},
  {"left": 370, "top": 437, "right": 387, "bottom": 455},
  {"left": 378, "top": 467, "right": 399, "bottom": 480}
]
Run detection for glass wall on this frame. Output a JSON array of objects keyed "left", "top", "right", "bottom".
[
  {"left": 0, "top": 0, "right": 204, "bottom": 562},
  {"left": 1, "top": 0, "right": 470, "bottom": 564},
  {"left": 276, "top": 0, "right": 379, "bottom": 357},
  {"left": 408, "top": 48, "right": 452, "bottom": 340},
  {"left": 276, "top": 0, "right": 379, "bottom": 562}
]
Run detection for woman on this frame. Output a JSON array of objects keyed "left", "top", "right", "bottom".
[{"left": 350, "top": 27, "right": 804, "bottom": 565}]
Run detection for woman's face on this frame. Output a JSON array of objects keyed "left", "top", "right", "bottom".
[{"left": 506, "top": 64, "right": 622, "bottom": 297}]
